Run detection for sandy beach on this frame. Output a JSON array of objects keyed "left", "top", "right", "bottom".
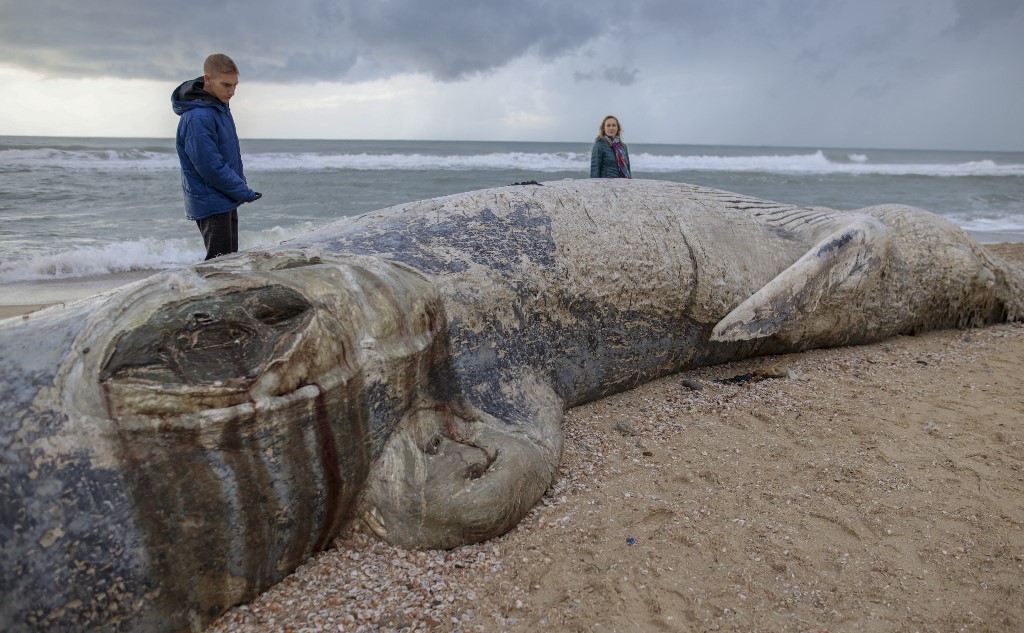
[{"left": 3, "top": 245, "right": 1022, "bottom": 632}]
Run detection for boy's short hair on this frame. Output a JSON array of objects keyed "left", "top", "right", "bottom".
[{"left": 204, "top": 54, "right": 239, "bottom": 76}]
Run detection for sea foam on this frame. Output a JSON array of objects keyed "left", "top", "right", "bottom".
[
  {"left": 0, "top": 224, "right": 318, "bottom": 282},
  {"left": 3, "top": 146, "right": 1022, "bottom": 177}
]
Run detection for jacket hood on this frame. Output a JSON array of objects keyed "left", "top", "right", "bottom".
[{"left": 171, "top": 77, "right": 224, "bottom": 116}]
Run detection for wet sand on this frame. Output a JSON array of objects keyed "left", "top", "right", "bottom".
[{"left": 0, "top": 270, "right": 158, "bottom": 320}]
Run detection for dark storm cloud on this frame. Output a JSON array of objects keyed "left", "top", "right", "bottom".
[
  {"left": 0, "top": 0, "right": 614, "bottom": 81},
  {"left": 0, "top": 0, "right": 1020, "bottom": 91},
  {"left": 341, "top": 1, "right": 607, "bottom": 80}
]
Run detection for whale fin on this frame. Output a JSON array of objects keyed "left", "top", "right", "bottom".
[{"left": 711, "top": 216, "right": 889, "bottom": 342}]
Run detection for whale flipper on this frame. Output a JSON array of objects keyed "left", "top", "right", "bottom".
[{"left": 711, "top": 216, "right": 889, "bottom": 342}]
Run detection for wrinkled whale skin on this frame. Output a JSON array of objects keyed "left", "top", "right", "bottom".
[{"left": 1, "top": 179, "right": 1021, "bottom": 631}]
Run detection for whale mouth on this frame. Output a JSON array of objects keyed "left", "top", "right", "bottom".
[
  {"left": 100, "top": 285, "right": 311, "bottom": 387},
  {"left": 98, "top": 285, "right": 316, "bottom": 416}
]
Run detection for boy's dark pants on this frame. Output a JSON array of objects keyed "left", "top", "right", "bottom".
[{"left": 196, "top": 209, "right": 238, "bottom": 260}]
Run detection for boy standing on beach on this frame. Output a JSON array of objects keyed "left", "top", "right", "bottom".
[{"left": 171, "top": 53, "right": 261, "bottom": 260}]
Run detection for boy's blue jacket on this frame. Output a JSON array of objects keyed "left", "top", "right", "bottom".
[{"left": 171, "top": 77, "right": 258, "bottom": 220}]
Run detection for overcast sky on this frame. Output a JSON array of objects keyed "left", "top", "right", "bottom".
[{"left": 0, "top": 0, "right": 1021, "bottom": 150}]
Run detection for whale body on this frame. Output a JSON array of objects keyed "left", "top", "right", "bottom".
[{"left": 1, "top": 179, "right": 1022, "bottom": 631}]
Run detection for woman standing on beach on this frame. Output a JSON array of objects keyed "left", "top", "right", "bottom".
[{"left": 590, "top": 115, "right": 632, "bottom": 179}]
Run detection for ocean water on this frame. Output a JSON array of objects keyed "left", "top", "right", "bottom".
[{"left": 1, "top": 135, "right": 1023, "bottom": 283}]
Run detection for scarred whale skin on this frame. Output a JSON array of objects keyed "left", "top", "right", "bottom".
[{"left": 1, "top": 179, "right": 1022, "bottom": 631}]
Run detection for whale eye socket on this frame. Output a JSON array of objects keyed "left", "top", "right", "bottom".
[
  {"left": 425, "top": 434, "right": 444, "bottom": 455},
  {"left": 100, "top": 286, "right": 312, "bottom": 387}
]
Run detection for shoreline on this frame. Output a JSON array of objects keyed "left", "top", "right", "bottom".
[{"left": 0, "top": 270, "right": 159, "bottom": 320}]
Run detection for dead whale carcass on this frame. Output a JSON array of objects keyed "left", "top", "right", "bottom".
[{"left": 1, "top": 179, "right": 1021, "bottom": 631}]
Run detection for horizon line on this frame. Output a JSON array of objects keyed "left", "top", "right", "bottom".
[{"left": 0, "top": 133, "right": 1021, "bottom": 155}]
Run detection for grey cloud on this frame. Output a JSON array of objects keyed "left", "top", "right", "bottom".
[
  {"left": 1, "top": 0, "right": 1022, "bottom": 127},
  {"left": 342, "top": 1, "right": 606, "bottom": 81},
  {"left": 946, "top": 0, "right": 1023, "bottom": 38},
  {"left": 0, "top": 0, "right": 877, "bottom": 84},
  {"left": 0, "top": 0, "right": 615, "bottom": 82},
  {"left": 574, "top": 66, "right": 640, "bottom": 85},
  {"left": 602, "top": 67, "right": 640, "bottom": 85}
]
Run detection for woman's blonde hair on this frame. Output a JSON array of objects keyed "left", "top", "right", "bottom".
[{"left": 597, "top": 115, "right": 622, "bottom": 139}]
